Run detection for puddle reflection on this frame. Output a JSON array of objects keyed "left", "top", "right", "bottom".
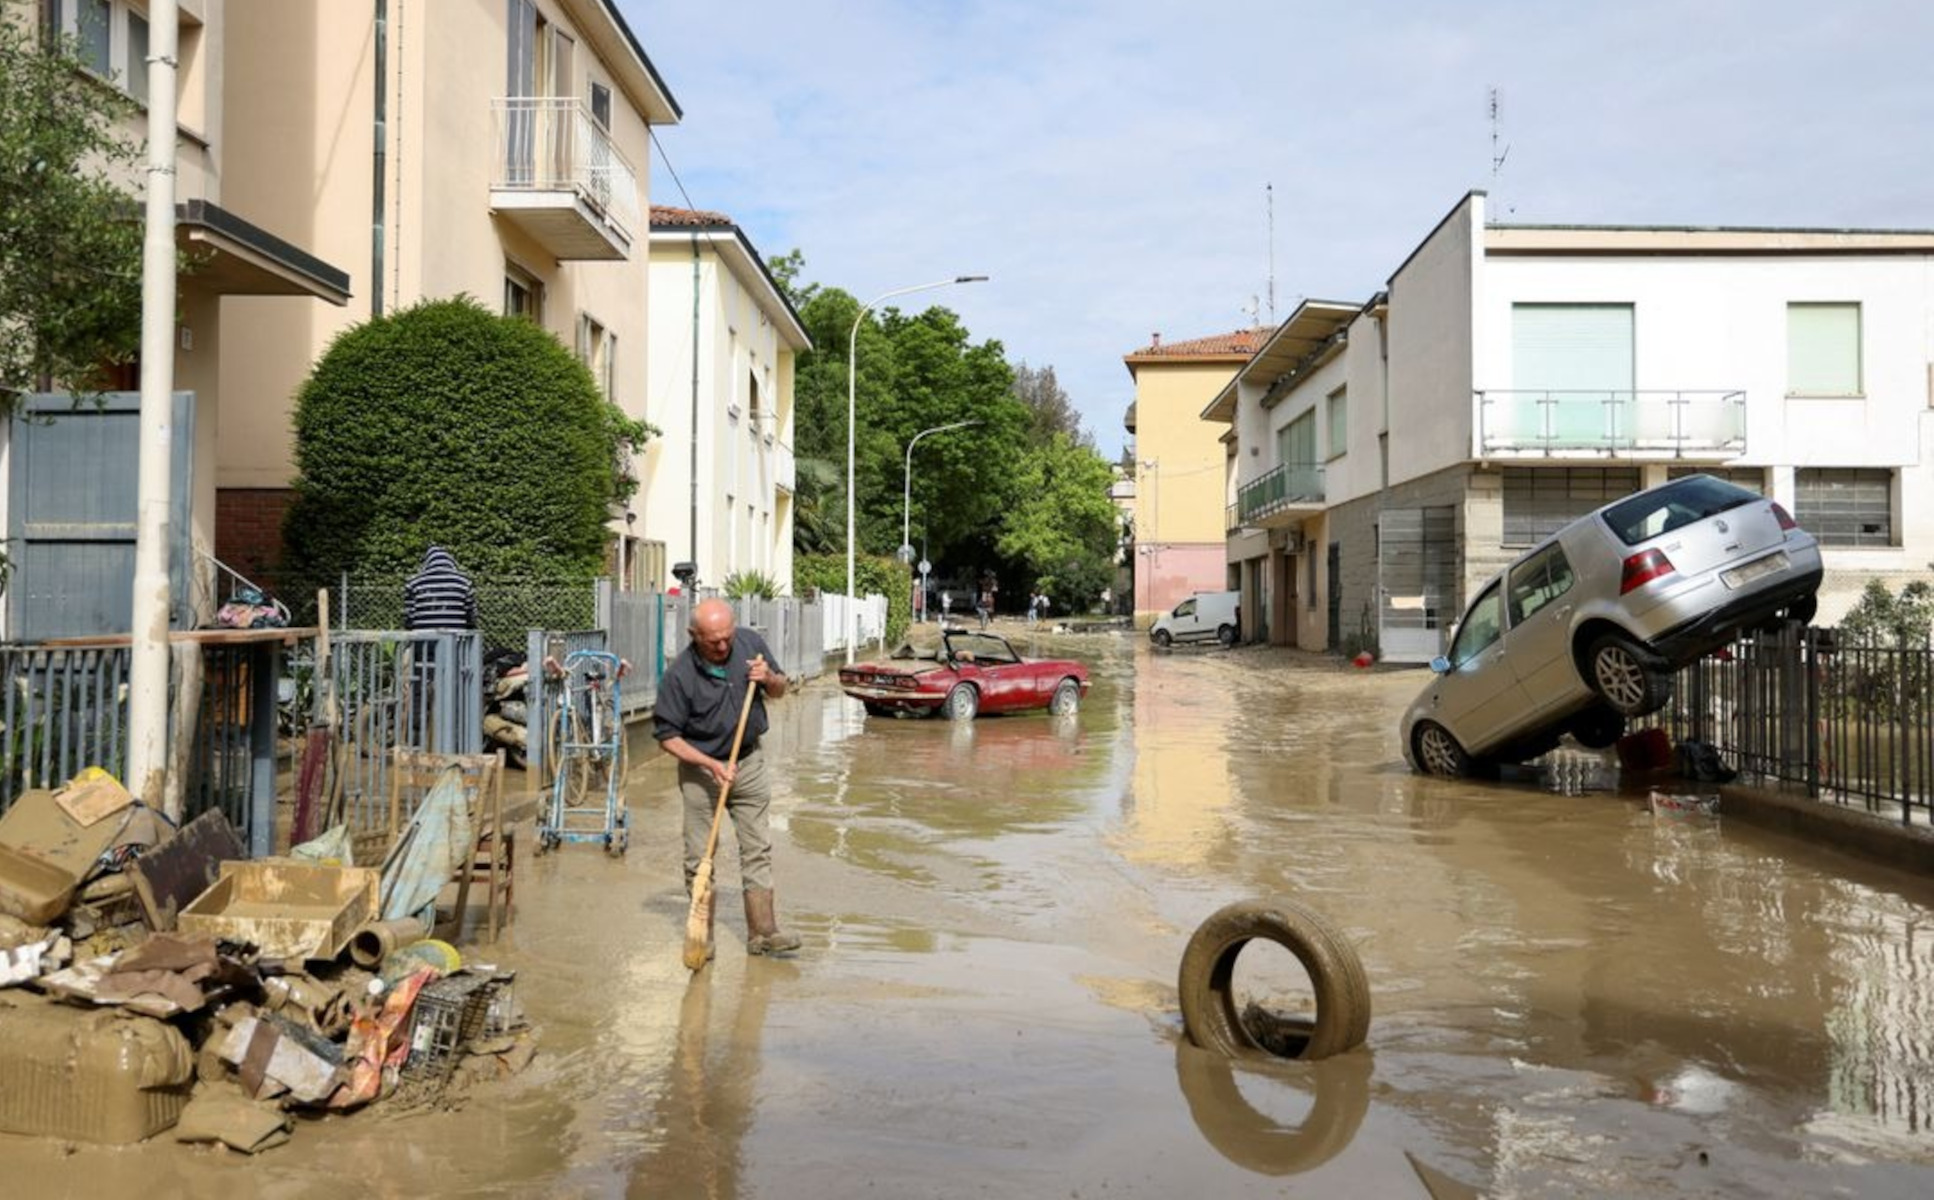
[{"left": 1173, "top": 1039, "right": 1372, "bottom": 1177}]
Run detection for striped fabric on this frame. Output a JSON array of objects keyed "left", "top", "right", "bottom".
[{"left": 403, "top": 546, "right": 478, "bottom": 630}]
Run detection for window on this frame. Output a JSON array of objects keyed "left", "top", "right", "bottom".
[
  {"left": 748, "top": 370, "right": 762, "bottom": 431},
  {"left": 1173, "top": 599, "right": 1196, "bottom": 618},
  {"left": 1507, "top": 542, "right": 1576, "bottom": 626},
  {"left": 578, "top": 313, "right": 614, "bottom": 397},
  {"left": 52, "top": 0, "right": 148, "bottom": 102},
  {"left": 1796, "top": 468, "right": 1894, "bottom": 547},
  {"left": 1326, "top": 386, "right": 1348, "bottom": 460},
  {"left": 590, "top": 80, "right": 612, "bottom": 130},
  {"left": 1788, "top": 303, "right": 1861, "bottom": 396},
  {"left": 1603, "top": 475, "right": 1759, "bottom": 547},
  {"left": 504, "top": 262, "right": 543, "bottom": 322},
  {"left": 1511, "top": 304, "right": 1635, "bottom": 446},
  {"left": 1501, "top": 467, "right": 1640, "bottom": 548},
  {"left": 1276, "top": 411, "right": 1316, "bottom": 466},
  {"left": 1449, "top": 582, "right": 1505, "bottom": 668}
]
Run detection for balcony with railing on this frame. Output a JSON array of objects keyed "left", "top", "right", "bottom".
[
  {"left": 490, "top": 98, "right": 640, "bottom": 260},
  {"left": 1476, "top": 390, "right": 1746, "bottom": 459},
  {"left": 1232, "top": 462, "right": 1325, "bottom": 530},
  {"left": 773, "top": 439, "right": 797, "bottom": 494}
]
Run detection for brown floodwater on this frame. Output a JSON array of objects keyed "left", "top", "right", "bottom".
[{"left": 9, "top": 629, "right": 1934, "bottom": 1197}]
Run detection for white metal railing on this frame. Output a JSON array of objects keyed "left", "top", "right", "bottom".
[
  {"left": 491, "top": 97, "right": 640, "bottom": 237},
  {"left": 1477, "top": 390, "right": 1747, "bottom": 457},
  {"left": 773, "top": 439, "right": 797, "bottom": 494}
]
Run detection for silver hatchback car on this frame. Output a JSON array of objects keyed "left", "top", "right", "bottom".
[{"left": 1401, "top": 474, "right": 1822, "bottom": 777}]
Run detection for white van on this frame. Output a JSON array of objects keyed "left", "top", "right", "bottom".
[{"left": 1150, "top": 591, "right": 1241, "bottom": 647}]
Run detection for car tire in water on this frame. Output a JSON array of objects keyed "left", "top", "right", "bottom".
[
  {"left": 1412, "top": 720, "right": 1472, "bottom": 778},
  {"left": 1586, "top": 632, "right": 1674, "bottom": 717},
  {"left": 1152, "top": 629, "right": 1173, "bottom": 648},
  {"left": 1174, "top": 1038, "right": 1371, "bottom": 1177},
  {"left": 1178, "top": 899, "right": 1372, "bottom": 1063},
  {"left": 944, "top": 684, "right": 979, "bottom": 721},
  {"left": 1568, "top": 704, "right": 1627, "bottom": 750},
  {"left": 1217, "top": 624, "right": 1237, "bottom": 648},
  {"left": 1049, "top": 678, "right": 1080, "bottom": 716}
]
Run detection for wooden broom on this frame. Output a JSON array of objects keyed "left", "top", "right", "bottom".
[{"left": 682, "top": 663, "right": 762, "bottom": 970}]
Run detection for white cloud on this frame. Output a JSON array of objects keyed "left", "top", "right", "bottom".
[{"left": 624, "top": 0, "right": 1934, "bottom": 458}]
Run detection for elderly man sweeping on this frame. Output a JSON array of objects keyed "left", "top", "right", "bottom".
[{"left": 655, "top": 598, "right": 802, "bottom": 956}]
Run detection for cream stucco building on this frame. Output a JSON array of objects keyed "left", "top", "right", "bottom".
[
  {"left": 3, "top": 0, "right": 352, "bottom": 639},
  {"left": 643, "top": 207, "right": 806, "bottom": 593},
  {"left": 212, "top": 0, "right": 680, "bottom": 586},
  {"left": 1122, "top": 329, "right": 1264, "bottom": 626}
]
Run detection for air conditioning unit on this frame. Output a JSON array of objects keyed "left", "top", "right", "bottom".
[{"left": 1282, "top": 529, "right": 1305, "bottom": 554}]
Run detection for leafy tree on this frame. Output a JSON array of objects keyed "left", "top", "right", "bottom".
[
  {"left": 1839, "top": 577, "right": 1934, "bottom": 648},
  {"left": 1011, "top": 361, "right": 1083, "bottom": 444},
  {"left": 0, "top": 19, "right": 145, "bottom": 408},
  {"left": 281, "top": 297, "right": 652, "bottom": 588},
  {"left": 996, "top": 433, "right": 1120, "bottom": 609},
  {"left": 794, "top": 552, "right": 911, "bottom": 644}
]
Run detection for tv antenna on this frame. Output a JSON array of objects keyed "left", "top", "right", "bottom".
[
  {"left": 1489, "top": 87, "right": 1510, "bottom": 178},
  {"left": 1265, "top": 182, "right": 1277, "bottom": 326}
]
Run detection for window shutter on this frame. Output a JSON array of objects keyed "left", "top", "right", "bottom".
[{"left": 1787, "top": 303, "right": 1861, "bottom": 395}]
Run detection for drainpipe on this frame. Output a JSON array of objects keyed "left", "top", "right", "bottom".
[
  {"left": 371, "top": 0, "right": 387, "bottom": 316},
  {"left": 689, "top": 233, "right": 701, "bottom": 574},
  {"left": 128, "top": 0, "right": 179, "bottom": 811}
]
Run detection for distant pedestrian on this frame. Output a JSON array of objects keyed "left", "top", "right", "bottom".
[
  {"left": 1026, "top": 591, "right": 1041, "bottom": 626},
  {"left": 941, "top": 592, "right": 953, "bottom": 624}
]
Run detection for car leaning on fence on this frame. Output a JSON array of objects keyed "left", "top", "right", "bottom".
[
  {"left": 839, "top": 629, "right": 1090, "bottom": 720},
  {"left": 1401, "top": 473, "right": 1823, "bottom": 777}
]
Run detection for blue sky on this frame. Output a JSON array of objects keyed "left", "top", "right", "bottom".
[{"left": 621, "top": 0, "right": 1934, "bottom": 459}]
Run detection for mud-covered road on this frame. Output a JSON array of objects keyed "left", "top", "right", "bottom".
[{"left": 14, "top": 629, "right": 1934, "bottom": 1197}]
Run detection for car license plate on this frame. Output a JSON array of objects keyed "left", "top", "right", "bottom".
[{"left": 1721, "top": 551, "right": 1788, "bottom": 590}]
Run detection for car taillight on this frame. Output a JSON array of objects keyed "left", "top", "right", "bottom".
[
  {"left": 1771, "top": 502, "right": 1798, "bottom": 532},
  {"left": 1620, "top": 548, "right": 1676, "bottom": 594}
]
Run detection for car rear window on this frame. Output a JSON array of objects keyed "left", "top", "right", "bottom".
[{"left": 1601, "top": 475, "right": 1760, "bottom": 547}]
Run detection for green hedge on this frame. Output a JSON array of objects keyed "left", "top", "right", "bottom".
[
  {"left": 794, "top": 553, "right": 910, "bottom": 645},
  {"left": 282, "top": 296, "right": 650, "bottom": 592}
]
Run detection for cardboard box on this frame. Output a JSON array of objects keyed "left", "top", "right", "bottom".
[{"left": 178, "top": 859, "right": 379, "bottom": 961}]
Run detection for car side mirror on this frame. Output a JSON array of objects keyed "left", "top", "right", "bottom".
[{"left": 1429, "top": 655, "right": 1451, "bottom": 675}]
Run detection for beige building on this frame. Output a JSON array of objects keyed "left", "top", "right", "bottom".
[
  {"left": 1122, "top": 330, "right": 1264, "bottom": 626},
  {"left": 644, "top": 207, "right": 807, "bottom": 593},
  {"left": 3, "top": 0, "right": 352, "bottom": 639},
  {"left": 212, "top": 0, "right": 680, "bottom": 584}
]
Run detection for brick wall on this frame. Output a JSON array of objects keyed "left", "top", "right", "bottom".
[{"left": 215, "top": 488, "right": 295, "bottom": 595}]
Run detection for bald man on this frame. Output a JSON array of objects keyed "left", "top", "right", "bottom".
[{"left": 654, "top": 598, "right": 802, "bottom": 955}]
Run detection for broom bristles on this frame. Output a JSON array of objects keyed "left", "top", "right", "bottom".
[{"left": 682, "top": 860, "right": 716, "bottom": 970}]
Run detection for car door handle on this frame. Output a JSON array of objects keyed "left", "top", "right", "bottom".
[{"left": 1553, "top": 605, "right": 1573, "bottom": 619}]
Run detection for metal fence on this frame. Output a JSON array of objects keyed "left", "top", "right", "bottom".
[
  {"left": 334, "top": 574, "right": 598, "bottom": 652},
  {"left": 327, "top": 630, "right": 484, "bottom": 840},
  {"left": 1, "top": 641, "right": 282, "bottom": 851},
  {"left": 1655, "top": 623, "right": 1934, "bottom": 826}
]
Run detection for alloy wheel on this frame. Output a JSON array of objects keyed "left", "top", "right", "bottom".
[{"left": 1593, "top": 645, "right": 1648, "bottom": 712}]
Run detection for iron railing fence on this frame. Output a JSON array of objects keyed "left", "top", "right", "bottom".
[
  {"left": 2, "top": 641, "right": 283, "bottom": 851},
  {"left": 325, "top": 630, "right": 484, "bottom": 840},
  {"left": 1653, "top": 623, "right": 1934, "bottom": 825},
  {"left": 1235, "top": 462, "right": 1326, "bottom": 525}
]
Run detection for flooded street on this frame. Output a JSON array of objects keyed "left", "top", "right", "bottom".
[{"left": 13, "top": 630, "right": 1934, "bottom": 1197}]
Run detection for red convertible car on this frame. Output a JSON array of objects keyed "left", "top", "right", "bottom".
[{"left": 838, "top": 630, "right": 1091, "bottom": 720}]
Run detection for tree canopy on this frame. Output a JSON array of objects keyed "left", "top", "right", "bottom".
[
  {"left": 0, "top": 20, "right": 146, "bottom": 407},
  {"left": 281, "top": 297, "right": 651, "bottom": 586},
  {"left": 782, "top": 255, "right": 1119, "bottom": 610}
]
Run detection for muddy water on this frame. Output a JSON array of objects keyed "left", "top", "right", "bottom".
[{"left": 10, "top": 631, "right": 1934, "bottom": 1197}]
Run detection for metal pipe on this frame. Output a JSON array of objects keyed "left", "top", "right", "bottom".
[{"left": 127, "top": 0, "right": 179, "bottom": 811}]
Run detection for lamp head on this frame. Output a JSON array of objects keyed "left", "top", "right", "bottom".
[{"left": 955, "top": 275, "right": 990, "bottom": 284}]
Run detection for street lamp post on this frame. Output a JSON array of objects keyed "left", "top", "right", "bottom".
[
  {"left": 847, "top": 275, "right": 988, "bottom": 662},
  {"left": 903, "top": 419, "right": 979, "bottom": 623}
]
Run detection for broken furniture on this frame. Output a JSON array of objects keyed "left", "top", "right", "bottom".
[
  {"left": 178, "top": 859, "right": 379, "bottom": 961},
  {"left": 130, "top": 809, "right": 247, "bottom": 932},
  {"left": 384, "top": 750, "right": 511, "bottom": 943}
]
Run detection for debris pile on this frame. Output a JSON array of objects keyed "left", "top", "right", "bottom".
[
  {"left": 0, "top": 767, "right": 533, "bottom": 1153},
  {"left": 481, "top": 649, "right": 532, "bottom": 769}
]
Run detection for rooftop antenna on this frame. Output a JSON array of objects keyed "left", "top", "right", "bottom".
[
  {"left": 1488, "top": 87, "right": 1514, "bottom": 217},
  {"left": 1265, "top": 182, "right": 1277, "bottom": 325}
]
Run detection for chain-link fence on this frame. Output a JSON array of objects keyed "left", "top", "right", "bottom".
[{"left": 334, "top": 574, "right": 597, "bottom": 650}]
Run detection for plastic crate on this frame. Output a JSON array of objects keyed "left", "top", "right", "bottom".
[{"left": 405, "top": 971, "right": 513, "bottom": 1073}]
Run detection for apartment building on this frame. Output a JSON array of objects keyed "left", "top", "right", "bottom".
[
  {"left": 643, "top": 206, "right": 808, "bottom": 593},
  {"left": 213, "top": 0, "right": 679, "bottom": 584},
  {"left": 1123, "top": 328, "right": 1266, "bottom": 626},
  {"left": 1214, "top": 192, "right": 1934, "bottom": 662},
  {"left": 3, "top": 0, "right": 352, "bottom": 639}
]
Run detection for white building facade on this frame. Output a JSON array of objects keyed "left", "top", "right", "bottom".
[
  {"left": 1216, "top": 192, "right": 1934, "bottom": 662},
  {"left": 643, "top": 207, "right": 807, "bottom": 593}
]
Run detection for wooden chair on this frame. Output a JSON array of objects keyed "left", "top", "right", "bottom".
[{"left": 385, "top": 749, "right": 512, "bottom": 943}]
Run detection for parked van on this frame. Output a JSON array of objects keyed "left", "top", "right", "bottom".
[{"left": 1150, "top": 591, "right": 1240, "bottom": 647}]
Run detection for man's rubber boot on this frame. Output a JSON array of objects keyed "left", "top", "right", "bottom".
[{"left": 744, "top": 888, "right": 801, "bottom": 956}]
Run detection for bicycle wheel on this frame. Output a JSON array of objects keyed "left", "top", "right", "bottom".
[{"left": 552, "top": 702, "right": 592, "bottom": 807}]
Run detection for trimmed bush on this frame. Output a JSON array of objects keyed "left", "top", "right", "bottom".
[
  {"left": 795, "top": 553, "right": 910, "bottom": 645},
  {"left": 282, "top": 297, "right": 650, "bottom": 593}
]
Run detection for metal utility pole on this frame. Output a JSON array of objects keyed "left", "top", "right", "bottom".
[{"left": 128, "top": 0, "right": 180, "bottom": 809}]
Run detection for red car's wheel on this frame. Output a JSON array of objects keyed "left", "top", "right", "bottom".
[
  {"left": 1049, "top": 678, "right": 1080, "bottom": 716},
  {"left": 944, "top": 684, "right": 979, "bottom": 721}
]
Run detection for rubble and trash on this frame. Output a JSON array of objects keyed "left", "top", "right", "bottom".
[
  {"left": 481, "top": 649, "right": 531, "bottom": 769},
  {"left": 1649, "top": 790, "right": 1722, "bottom": 818},
  {"left": 0, "top": 763, "right": 540, "bottom": 1152}
]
